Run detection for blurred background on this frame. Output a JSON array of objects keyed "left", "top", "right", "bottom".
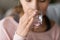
[{"left": 0, "top": 0, "right": 60, "bottom": 25}]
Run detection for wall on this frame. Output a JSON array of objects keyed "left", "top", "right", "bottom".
[{"left": 0, "top": 0, "right": 18, "bottom": 10}]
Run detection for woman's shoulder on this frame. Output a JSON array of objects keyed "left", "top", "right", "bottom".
[
  {"left": 50, "top": 20, "right": 59, "bottom": 28},
  {"left": 0, "top": 17, "right": 17, "bottom": 33},
  {"left": 0, "top": 18, "right": 11, "bottom": 40},
  {"left": 2, "top": 17, "right": 18, "bottom": 29},
  {"left": 0, "top": 17, "right": 18, "bottom": 39},
  {"left": 3, "top": 17, "right": 18, "bottom": 26}
]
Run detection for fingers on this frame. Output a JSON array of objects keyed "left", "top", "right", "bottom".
[
  {"left": 20, "top": 9, "right": 37, "bottom": 27},
  {"left": 25, "top": 18, "right": 33, "bottom": 31},
  {"left": 20, "top": 11, "right": 36, "bottom": 29},
  {"left": 20, "top": 18, "right": 34, "bottom": 37},
  {"left": 26, "top": 8, "right": 37, "bottom": 17},
  {"left": 16, "top": 9, "right": 37, "bottom": 37},
  {"left": 17, "top": 10, "right": 35, "bottom": 33},
  {"left": 20, "top": 9, "right": 37, "bottom": 24}
]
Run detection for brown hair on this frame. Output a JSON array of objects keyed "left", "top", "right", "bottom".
[{"left": 14, "top": 5, "right": 23, "bottom": 13}]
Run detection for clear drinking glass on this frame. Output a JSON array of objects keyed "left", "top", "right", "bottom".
[{"left": 30, "top": 10, "right": 43, "bottom": 32}]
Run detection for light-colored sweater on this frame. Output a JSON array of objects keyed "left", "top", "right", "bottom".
[{"left": 0, "top": 18, "right": 60, "bottom": 40}]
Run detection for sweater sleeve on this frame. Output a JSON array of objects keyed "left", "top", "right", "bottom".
[{"left": 13, "top": 33, "right": 25, "bottom": 40}]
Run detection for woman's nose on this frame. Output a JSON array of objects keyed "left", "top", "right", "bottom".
[{"left": 32, "top": 0, "right": 38, "bottom": 10}]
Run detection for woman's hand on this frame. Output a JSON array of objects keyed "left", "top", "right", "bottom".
[{"left": 16, "top": 9, "right": 37, "bottom": 37}]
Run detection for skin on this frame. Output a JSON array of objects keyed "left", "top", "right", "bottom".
[{"left": 16, "top": 0, "right": 51, "bottom": 37}]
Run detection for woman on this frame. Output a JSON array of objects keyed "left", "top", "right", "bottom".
[{"left": 0, "top": 0, "right": 60, "bottom": 40}]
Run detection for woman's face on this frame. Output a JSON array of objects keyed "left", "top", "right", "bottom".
[
  {"left": 20, "top": 0, "right": 49, "bottom": 15},
  {"left": 20, "top": 0, "right": 49, "bottom": 32}
]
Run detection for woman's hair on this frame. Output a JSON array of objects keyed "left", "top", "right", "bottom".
[
  {"left": 13, "top": 5, "right": 23, "bottom": 14},
  {"left": 5, "top": 4, "right": 24, "bottom": 16},
  {"left": 43, "top": 15, "right": 51, "bottom": 31},
  {"left": 5, "top": 5, "right": 24, "bottom": 22}
]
